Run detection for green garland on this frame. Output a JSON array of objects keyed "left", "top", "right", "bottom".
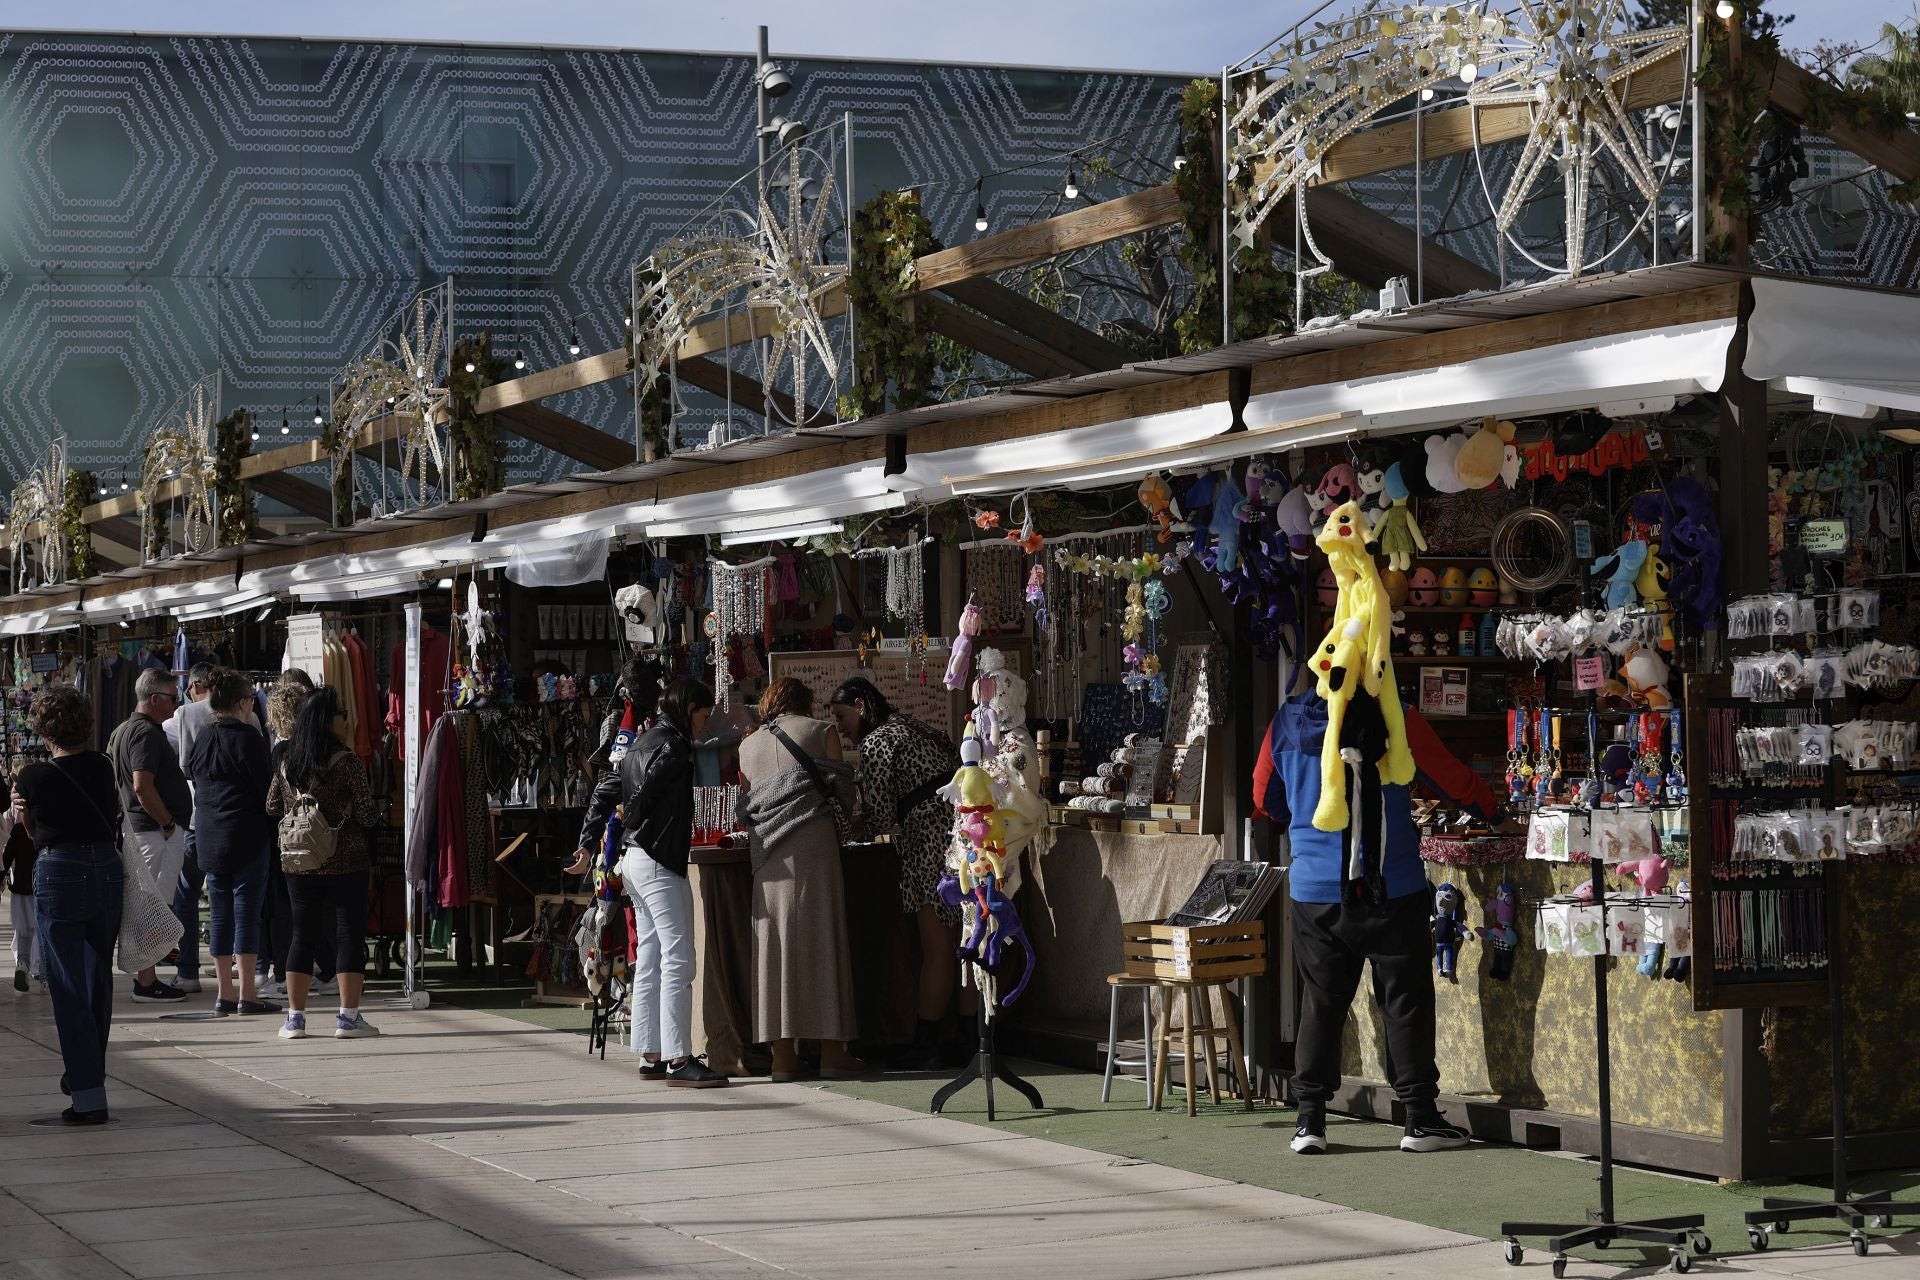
[
  {"left": 842, "top": 189, "right": 941, "bottom": 420},
  {"left": 1173, "top": 78, "right": 1292, "bottom": 352},
  {"left": 320, "top": 418, "right": 355, "bottom": 528},
  {"left": 145, "top": 504, "right": 168, "bottom": 562},
  {"left": 448, "top": 333, "right": 512, "bottom": 501},
  {"left": 212, "top": 407, "right": 259, "bottom": 547},
  {"left": 61, "top": 468, "right": 95, "bottom": 580},
  {"left": 627, "top": 282, "right": 673, "bottom": 460}
]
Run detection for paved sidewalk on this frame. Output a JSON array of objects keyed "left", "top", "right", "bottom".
[{"left": 1, "top": 947, "right": 1915, "bottom": 1279}]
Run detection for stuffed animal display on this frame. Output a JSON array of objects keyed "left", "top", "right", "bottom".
[
  {"left": 1590, "top": 538, "right": 1649, "bottom": 610},
  {"left": 1425, "top": 432, "right": 1469, "bottom": 494},
  {"left": 1375, "top": 463, "right": 1428, "bottom": 571},
  {"left": 944, "top": 600, "right": 985, "bottom": 691},
  {"left": 1433, "top": 883, "right": 1472, "bottom": 982},
  {"left": 1477, "top": 880, "right": 1519, "bottom": 981},
  {"left": 1454, "top": 418, "right": 1516, "bottom": 490}
]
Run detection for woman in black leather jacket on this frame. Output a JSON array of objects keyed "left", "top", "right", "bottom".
[{"left": 570, "top": 678, "right": 724, "bottom": 1087}]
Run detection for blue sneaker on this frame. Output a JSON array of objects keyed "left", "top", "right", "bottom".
[
  {"left": 278, "top": 1012, "right": 306, "bottom": 1040},
  {"left": 334, "top": 1013, "right": 381, "bottom": 1039}
]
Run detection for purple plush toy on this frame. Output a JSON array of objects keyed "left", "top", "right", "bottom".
[
  {"left": 1631, "top": 476, "right": 1722, "bottom": 633},
  {"left": 1476, "top": 880, "right": 1519, "bottom": 981}
]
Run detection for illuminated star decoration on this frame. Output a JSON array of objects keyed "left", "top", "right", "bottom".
[{"left": 141, "top": 377, "right": 219, "bottom": 558}]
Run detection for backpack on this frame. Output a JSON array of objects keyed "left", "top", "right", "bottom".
[{"left": 278, "top": 753, "right": 349, "bottom": 873}]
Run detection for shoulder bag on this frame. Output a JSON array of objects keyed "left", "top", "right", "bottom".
[{"left": 765, "top": 721, "right": 854, "bottom": 843}]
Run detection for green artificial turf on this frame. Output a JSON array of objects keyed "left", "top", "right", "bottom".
[{"left": 408, "top": 960, "right": 1919, "bottom": 1264}]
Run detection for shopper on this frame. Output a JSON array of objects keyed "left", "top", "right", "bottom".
[
  {"left": 1253, "top": 687, "right": 1499, "bottom": 1155},
  {"left": 828, "top": 677, "right": 964, "bottom": 1067},
  {"left": 266, "top": 686, "right": 380, "bottom": 1040},
  {"left": 107, "top": 668, "right": 192, "bottom": 1003},
  {"left": 738, "top": 678, "right": 863, "bottom": 1082},
  {"left": 168, "top": 661, "right": 216, "bottom": 992},
  {"left": 259, "top": 680, "right": 334, "bottom": 999},
  {"left": 573, "top": 677, "right": 727, "bottom": 1087},
  {"left": 3, "top": 786, "right": 37, "bottom": 993},
  {"left": 185, "top": 669, "right": 278, "bottom": 1017},
  {"left": 13, "top": 686, "right": 123, "bottom": 1123}
]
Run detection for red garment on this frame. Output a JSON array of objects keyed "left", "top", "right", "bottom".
[
  {"left": 1251, "top": 700, "right": 1500, "bottom": 822},
  {"left": 386, "top": 625, "right": 451, "bottom": 756},
  {"left": 434, "top": 721, "right": 470, "bottom": 909},
  {"left": 342, "top": 630, "right": 379, "bottom": 764}
]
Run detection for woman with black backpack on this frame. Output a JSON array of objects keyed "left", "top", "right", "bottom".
[{"left": 265, "top": 687, "right": 379, "bottom": 1040}]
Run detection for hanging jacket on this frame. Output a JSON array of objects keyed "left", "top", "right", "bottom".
[{"left": 1254, "top": 691, "right": 1497, "bottom": 906}]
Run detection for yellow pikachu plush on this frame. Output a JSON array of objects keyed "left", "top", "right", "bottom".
[{"left": 1311, "top": 502, "right": 1417, "bottom": 831}]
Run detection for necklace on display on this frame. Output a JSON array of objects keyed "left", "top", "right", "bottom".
[{"left": 708, "top": 556, "right": 771, "bottom": 713}]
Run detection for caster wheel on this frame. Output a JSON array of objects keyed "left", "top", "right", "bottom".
[
  {"left": 1693, "top": 1234, "right": 1711, "bottom": 1255},
  {"left": 1851, "top": 1234, "right": 1869, "bottom": 1258},
  {"left": 1774, "top": 1220, "right": 1791, "bottom": 1235},
  {"left": 1551, "top": 1256, "right": 1568, "bottom": 1279},
  {"left": 1671, "top": 1249, "right": 1691, "bottom": 1273},
  {"left": 1503, "top": 1240, "right": 1523, "bottom": 1267},
  {"left": 409, "top": 988, "right": 431, "bottom": 1010},
  {"left": 1747, "top": 1228, "right": 1769, "bottom": 1251},
  {"left": 1871, "top": 1215, "right": 1894, "bottom": 1229}
]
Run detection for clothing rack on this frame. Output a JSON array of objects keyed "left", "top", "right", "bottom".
[{"left": 1741, "top": 860, "right": 1918, "bottom": 1255}]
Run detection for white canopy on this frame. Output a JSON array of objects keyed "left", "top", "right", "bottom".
[{"left": 1745, "top": 279, "right": 1920, "bottom": 417}]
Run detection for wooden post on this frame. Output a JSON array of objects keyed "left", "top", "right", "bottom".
[{"left": 1703, "top": 9, "right": 1751, "bottom": 266}]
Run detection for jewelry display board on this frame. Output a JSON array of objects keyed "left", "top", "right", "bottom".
[{"left": 768, "top": 647, "right": 967, "bottom": 738}]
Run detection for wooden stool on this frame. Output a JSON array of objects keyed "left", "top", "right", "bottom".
[
  {"left": 1151, "top": 979, "right": 1251, "bottom": 1117},
  {"left": 1102, "top": 973, "right": 1157, "bottom": 1103}
]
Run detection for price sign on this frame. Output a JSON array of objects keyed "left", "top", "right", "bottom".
[
  {"left": 28, "top": 652, "right": 61, "bottom": 674},
  {"left": 1800, "top": 519, "right": 1847, "bottom": 557},
  {"left": 1168, "top": 926, "right": 1193, "bottom": 979},
  {"left": 1572, "top": 519, "right": 1594, "bottom": 561},
  {"left": 1575, "top": 655, "right": 1607, "bottom": 691}
]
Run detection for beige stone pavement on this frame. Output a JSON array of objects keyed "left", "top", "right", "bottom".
[{"left": 1, "top": 928, "right": 1917, "bottom": 1279}]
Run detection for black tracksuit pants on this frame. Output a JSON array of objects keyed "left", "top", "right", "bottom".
[{"left": 1290, "top": 889, "right": 1438, "bottom": 1109}]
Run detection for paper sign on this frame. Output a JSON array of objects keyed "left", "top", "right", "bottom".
[
  {"left": 1800, "top": 519, "right": 1847, "bottom": 556},
  {"left": 29, "top": 652, "right": 61, "bottom": 674},
  {"left": 1168, "top": 927, "right": 1193, "bottom": 979},
  {"left": 1572, "top": 519, "right": 1594, "bottom": 560},
  {"left": 1575, "top": 655, "right": 1607, "bottom": 690}
]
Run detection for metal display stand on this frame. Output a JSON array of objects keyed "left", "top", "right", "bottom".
[
  {"left": 393, "top": 602, "right": 431, "bottom": 1011},
  {"left": 929, "top": 962, "right": 1043, "bottom": 1122},
  {"left": 1743, "top": 861, "right": 1918, "bottom": 1256},
  {"left": 1502, "top": 853, "right": 1711, "bottom": 1276}
]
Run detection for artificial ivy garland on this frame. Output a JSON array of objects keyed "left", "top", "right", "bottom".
[
  {"left": 842, "top": 189, "right": 940, "bottom": 419},
  {"left": 60, "top": 467, "right": 95, "bottom": 580},
  {"left": 448, "top": 333, "right": 511, "bottom": 502},
  {"left": 212, "top": 407, "right": 259, "bottom": 547},
  {"left": 1173, "top": 78, "right": 1293, "bottom": 352}
]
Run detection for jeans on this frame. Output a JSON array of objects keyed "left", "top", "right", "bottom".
[
  {"left": 34, "top": 846, "right": 123, "bottom": 1113},
  {"left": 9, "top": 889, "right": 39, "bottom": 978},
  {"left": 206, "top": 850, "right": 269, "bottom": 958},
  {"left": 1289, "top": 891, "right": 1440, "bottom": 1109},
  {"left": 628, "top": 855, "right": 695, "bottom": 1060},
  {"left": 172, "top": 831, "right": 205, "bottom": 981},
  {"left": 127, "top": 824, "right": 188, "bottom": 961},
  {"left": 286, "top": 869, "right": 368, "bottom": 981}
]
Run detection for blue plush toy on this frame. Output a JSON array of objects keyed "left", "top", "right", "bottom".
[{"left": 1590, "top": 538, "right": 1649, "bottom": 610}]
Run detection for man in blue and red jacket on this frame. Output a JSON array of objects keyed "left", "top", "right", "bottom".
[{"left": 1254, "top": 686, "right": 1499, "bottom": 1155}]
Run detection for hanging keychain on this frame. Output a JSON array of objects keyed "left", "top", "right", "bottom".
[
  {"left": 1666, "top": 704, "right": 1687, "bottom": 802},
  {"left": 1507, "top": 708, "right": 1531, "bottom": 809},
  {"left": 1534, "top": 707, "right": 1556, "bottom": 807}
]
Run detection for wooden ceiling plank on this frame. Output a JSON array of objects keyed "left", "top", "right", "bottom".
[
  {"left": 1765, "top": 55, "right": 1920, "bottom": 183},
  {"left": 921, "top": 295, "right": 1088, "bottom": 380},
  {"left": 246, "top": 473, "right": 335, "bottom": 520},
  {"left": 937, "top": 277, "right": 1134, "bottom": 372},
  {"left": 495, "top": 403, "right": 635, "bottom": 471},
  {"left": 1289, "top": 187, "right": 1501, "bottom": 296}
]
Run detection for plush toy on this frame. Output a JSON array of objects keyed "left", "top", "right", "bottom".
[
  {"left": 1407, "top": 566, "right": 1439, "bottom": 606},
  {"left": 969, "top": 649, "right": 1048, "bottom": 891},
  {"left": 1622, "top": 645, "right": 1673, "bottom": 710},
  {"left": 1376, "top": 464, "right": 1428, "bottom": 571},
  {"left": 1407, "top": 628, "right": 1429, "bottom": 656},
  {"left": 1454, "top": 418, "right": 1516, "bottom": 490},
  {"left": 1382, "top": 567, "right": 1409, "bottom": 607},
  {"left": 1500, "top": 438, "right": 1523, "bottom": 488},
  {"left": 1355, "top": 457, "right": 1388, "bottom": 515},
  {"left": 1631, "top": 476, "right": 1722, "bottom": 634},
  {"left": 944, "top": 600, "right": 985, "bottom": 691},
  {"left": 1476, "top": 880, "right": 1520, "bottom": 981},
  {"left": 1590, "top": 538, "right": 1649, "bottom": 610},
  {"left": 1439, "top": 565, "right": 1468, "bottom": 607},
  {"left": 938, "top": 721, "right": 1038, "bottom": 1006},
  {"left": 1316, "top": 463, "right": 1359, "bottom": 511},
  {"left": 1309, "top": 501, "right": 1416, "bottom": 831},
  {"left": 1432, "top": 883, "right": 1472, "bottom": 982},
  {"left": 1396, "top": 436, "right": 1436, "bottom": 499},
  {"left": 1138, "top": 474, "right": 1176, "bottom": 543},
  {"left": 1636, "top": 547, "right": 1676, "bottom": 650},
  {"left": 1425, "top": 432, "right": 1469, "bottom": 494},
  {"left": 1617, "top": 855, "right": 1672, "bottom": 895},
  {"left": 1275, "top": 483, "right": 1316, "bottom": 559},
  {"left": 1208, "top": 470, "right": 1247, "bottom": 572},
  {"left": 1468, "top": 567, "right": 1499, "bottom": 607}
]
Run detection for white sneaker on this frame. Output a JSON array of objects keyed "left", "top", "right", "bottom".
[
  {"left": 310, "top": 977, "right": 339, "bottom": 996},
  {"left": 173, "top": 976, "right": 202, "bottom": 993},
  {"left": 334, "top": 1013, "right": 380, "bottom": 1039},
  {"left": 258, "top": 979, "right": 288, "bottom": 999}
]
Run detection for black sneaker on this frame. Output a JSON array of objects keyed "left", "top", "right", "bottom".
[
  {"left": 665, "top": 1057, "right": 730, "bottom": 1089},
  {"left": 12, "top": 969, "right": 25, "bottom": 993},
  {"left": 131, "top": 980, "right": 187, "bottom": 1003},
  {"left": 1401, "top": 1110, "right": 1472, "bottom": 1152},
  {"left": 1291, "top": 1104, "right": 1328, "bottom": 1155},
  {"left": 60, "top": 1107, "right": 109, "bottom": 1126},
  {"left": 638, "top": 1059, "right": 669, "bottom": 1081}
]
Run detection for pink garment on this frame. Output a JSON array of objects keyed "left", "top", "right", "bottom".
[{"left": 386, "top": 625, "right": 451, "bottom": 756}]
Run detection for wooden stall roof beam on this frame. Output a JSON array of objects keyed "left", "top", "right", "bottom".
[
  {"left": 673, "top": 356, "right": 824, "bottom": 430},
  {"left": 1765, "top": 55, "right": 1920, "bottom": 184},
  {"left": 1284, "top": 187, "right": 1501, "bottom": 296},
  {"left": 476, "top": 282, "right": 851, "bottom": 417},
  {"left": 493, "top": 403, "right": 634, "bottom": 471},
  {"left": 247, "top": 473, "right": 335, "bottom": 520},
  {"left": 936, "top": 277, "right": 1134, "bottom": 373},
  {"left": 15, "top": 282, "right": 1741, "bottom": 618},
  {"left": 921, "top": 295, "right": 1091, "bottom": 381},
  {"left": 914, "top": 186, "right": 1183, "bottom": 295}
]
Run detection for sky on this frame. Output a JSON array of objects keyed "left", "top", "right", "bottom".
[{"left": 0, "top": 0, "right": 1905, "bottom": 73}]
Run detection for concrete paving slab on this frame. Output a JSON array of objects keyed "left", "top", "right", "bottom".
[
  {"left": 92, "top": 1218, "right": 501, "bottom": 1277},
  {"left": 0, "top": 1142, "right": 304, "bottom": 1188},
  {"left": 0, "top": 1225, "right": 95, "bottom": 1264},
  {"left": 9, "top": 1166, "right": 363, "bottom": 1213},
  {"left": 0, "top": 1258, "right": 138, "bottom": 1280},
  {"left": 48, "top": 1191, "right": 424, "bottom": 1244}
]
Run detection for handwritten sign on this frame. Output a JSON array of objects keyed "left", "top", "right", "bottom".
[
  {"left": 1575, "top": 655, "right": 1607, "bottom": 691},
  {"left": 1800, "top": 519, "right": 1847, "bottom": 556}
]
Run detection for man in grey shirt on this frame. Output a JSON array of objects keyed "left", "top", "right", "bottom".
[{"left": 109, "top": 668, "right": 194, "bottom": 1002}]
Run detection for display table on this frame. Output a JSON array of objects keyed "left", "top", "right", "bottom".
[{"left": 688, "top": 841, "right": 917, "bottom": 1076}]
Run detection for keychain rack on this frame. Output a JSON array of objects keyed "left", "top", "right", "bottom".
[{"left": 1503, "top": 686, "right": 1709, "bottom": 1277}]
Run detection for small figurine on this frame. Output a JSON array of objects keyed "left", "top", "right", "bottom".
[
  {"left": 1432, "top": 883, "right": 1472, "bottom": 982},
  {"left": 1476, "top": 880, "right": 1520, "bottom": 981}
]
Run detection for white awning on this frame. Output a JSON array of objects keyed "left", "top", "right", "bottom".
[
  {"left": 1745, "top": 279, "right": 1920, "bottom": 396},
  {"left": 912, "top": 318, "right": 1737, "bottom": 498}
]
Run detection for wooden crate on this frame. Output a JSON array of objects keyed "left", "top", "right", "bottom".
[{"left": 1123, "top": 919, "right": 1267, "bottom": 982}]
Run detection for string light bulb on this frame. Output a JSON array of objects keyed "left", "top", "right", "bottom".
[
  {"left": 1063, "top": 167, "right": 1080, "bottom": 201},
  {"left": 250, "top": 423, "right": 260, "bottom": 442},
  {"left": 1714, "top": 0, "right": 1734, "bottom": 17},
  {"left": 513, "top": 351, "right": 526, "bottom": 371},
  {"left": 312, "top": 399, "right": 324, "bottom": 427},
  {"left": 973, "top": 178, "right": 988, "bottom": 233},
  {"left": 567, "top": 330, "right": 582, "bottom": 357},
  {"left": 280, "top": 409, "right": 290, "bottom": 436},
  {"left": 463, "top": 360, "right": 476, "bottom": 374},
  {"left": 120, "top": 476, "right": 128, "bottom": 491},
  {"left": 1172, "top": 138, "right": 1187, "bottom": 171}
]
